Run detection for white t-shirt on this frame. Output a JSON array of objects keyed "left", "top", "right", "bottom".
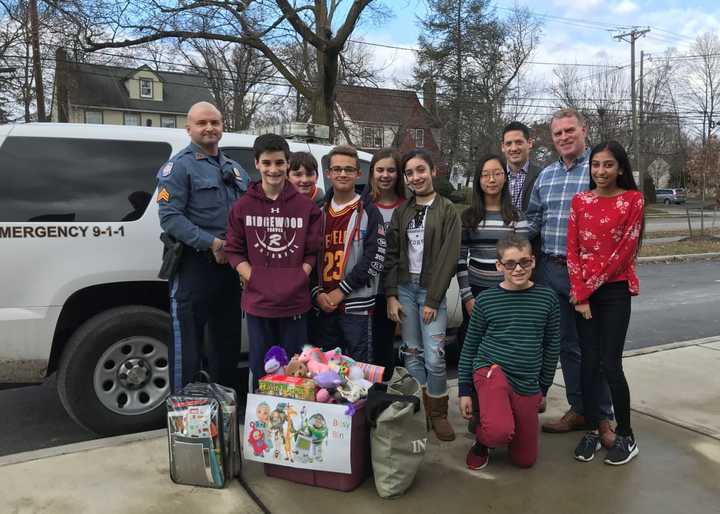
[{"left": 407, "top": 200, "right": 433, "bottom": 274}]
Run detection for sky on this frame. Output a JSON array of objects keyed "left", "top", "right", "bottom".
[{"left": 349, "top": 0, "right": 720, "bottom": 99}]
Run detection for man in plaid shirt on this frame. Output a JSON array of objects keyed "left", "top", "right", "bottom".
[{"left": 526, "top": 108, "right": 614, "bottom": 438}]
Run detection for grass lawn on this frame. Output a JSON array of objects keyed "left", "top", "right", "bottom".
[
  {"left": 639, "top": 236, "right": 720, "bottom": 257},
  {"left": 645, "top": 228, "right": 720, "bottom": 239}
]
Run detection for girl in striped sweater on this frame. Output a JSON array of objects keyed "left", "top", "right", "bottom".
[{"left": 457, "top": 154, "right": 529, "bottom": 432}]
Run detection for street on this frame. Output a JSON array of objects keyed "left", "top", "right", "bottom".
[{"left": 1, "top": 259, "right": 719, "bottom": 457}]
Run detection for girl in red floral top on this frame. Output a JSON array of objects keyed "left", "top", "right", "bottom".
[{"left": 567, "top": 141, "right": 644, "bottom": 466}]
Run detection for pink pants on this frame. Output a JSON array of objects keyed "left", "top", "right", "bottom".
[{"left": 473, "top": 365, "right": 543, "bottom": 468}]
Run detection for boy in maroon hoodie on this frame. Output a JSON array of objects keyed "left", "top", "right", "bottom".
[{"left": 225, "top": 134, "right": 323, "bottom": 389}]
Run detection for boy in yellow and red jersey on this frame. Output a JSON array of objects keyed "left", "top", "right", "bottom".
[{"left": 310, "top": 145, "right": 385, "bottom": 362}]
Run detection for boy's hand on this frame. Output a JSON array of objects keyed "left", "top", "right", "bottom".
[
  {"left": 464, "top": 298, "right": 475, "bottom": 316},
  {"left": 422, "top": 306, "right": 437, "bottom": 324},
  {"left": 575, "top": 302, "right": 592, "bottom": 320},
  {"left": 459, "top": 396, "right": 473, "bottom": 420},
  {"left": 327, "top": 288, "right": 346, "bottom": 307},
  {"left": 317, "top": 292, "right": 336, "bottom": 313},
  {"left": 236, "top": 262, "right": 252, "bottom": 283},
  {"left": 387, "top": 296, "right": 404, "bottom": 322},
  {"left": 302, "top": 263, "right": 312, "bottom": 276}
]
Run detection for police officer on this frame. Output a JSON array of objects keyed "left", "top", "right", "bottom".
[{"left": 157, "top": 101, "right": 249, "bottom": 393}]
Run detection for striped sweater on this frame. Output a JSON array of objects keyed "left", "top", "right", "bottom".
[
  {"left": 457, "top": 212, "right": 529, "bottom": 300},
  {"left": 458, "top": 284, "right": 560, "bottom": 397}
]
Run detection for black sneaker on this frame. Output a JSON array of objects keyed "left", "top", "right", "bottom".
[
  {"left": 574, "top": 431, "right": 601, "bottom": 462},
  {"left": 604, "top": 435, "right": 639, "bottom": 465}
]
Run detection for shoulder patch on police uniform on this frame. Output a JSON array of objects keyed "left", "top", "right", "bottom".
[
  {"left": 157, "top": 188, "right": 170, "bottom": 202},
  {"left": 161, "top": 162, "right": 174, "bottom": 176},
  {"left": 233, "top": 167, "right": 241, "bottom": 179}
]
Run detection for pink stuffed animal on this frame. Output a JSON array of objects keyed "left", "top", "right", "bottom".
[{"left": 298, "top": 346, "right": 330, "bottom": 376}]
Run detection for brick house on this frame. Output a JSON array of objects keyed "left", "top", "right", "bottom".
[{"left": 334, "top": 83, "right": 445, "bottom": 172}]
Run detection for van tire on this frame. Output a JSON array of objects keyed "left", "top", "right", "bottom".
[
  {"left": 57, "top": 306, "right": 171, "bottom": 435},
  {"left": 664, "top": 199, "right": 671, "bottom": 205}
]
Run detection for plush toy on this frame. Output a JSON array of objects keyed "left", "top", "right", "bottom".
[
  {"left": 335, "top": 379, "right": 367, "bottom": 403},
  {"left": 298, "top": 346, "right": 330, "bottom": 376},
  {"left": 286, "top": 355, "right": 311, "bottom": 378},
  {"left": 316, "top": 388, "right": 333, "bottom": 403},
  {"left": 313, "top": 370, "right": 343, "bottom": 390},
  {"left": 264, "top": 345, "right": 289, "bottom": 376},
  {"left": 348, "top": 366, "right": 373, "bottom": 390}
]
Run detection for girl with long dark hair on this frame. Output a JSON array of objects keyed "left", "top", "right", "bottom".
[
  {"left": 384, "top": 148, "right": 461, "bottom": 441},
  {"left": 366, "top": 148, "right": 405, "bottom": 380},
  {"left": 567, "top": 140, "right": 644, "bottom": 466}
]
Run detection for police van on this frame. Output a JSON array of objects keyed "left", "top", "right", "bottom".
[{"left": 0, "top": 122, "right": 462, "bottom": 435}]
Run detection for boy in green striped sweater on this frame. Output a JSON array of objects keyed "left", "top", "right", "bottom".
[{"left": 458, "top": 234, "right": 560, "bottom": 470}]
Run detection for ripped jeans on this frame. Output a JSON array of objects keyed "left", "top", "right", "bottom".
[{"left": 398, "top": 276, "right": 448, "bottom": 396}]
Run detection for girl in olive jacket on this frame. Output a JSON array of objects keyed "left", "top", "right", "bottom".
[{"left": 384, "top": 148, "right": 461, "bottom": 441}]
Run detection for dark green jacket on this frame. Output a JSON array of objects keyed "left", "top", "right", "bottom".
[{"left": 383, "top": 194, "right": 461, "bottom": 309}]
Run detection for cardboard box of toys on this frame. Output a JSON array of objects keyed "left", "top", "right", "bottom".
[{"left": 242, "top": 345, "right": 384, "bottom": 491}]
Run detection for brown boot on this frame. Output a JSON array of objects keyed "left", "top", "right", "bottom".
[
  {"left": 427, "top": 394, "right": 455, "bottom": 441},
  {"left": 598, "top": 419, "right": 616, "bottom": 449},
  {"left": 542, "top": 409, "right": 589, "bottom": 433}
]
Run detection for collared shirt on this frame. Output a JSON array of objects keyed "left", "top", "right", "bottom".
[
  {"left": 526, "top": 149, "right": 590, "bottom": 257},
  {"left": 507, "top": 161, "right": 529, "bottom": 210},
  {"left": 157, "top": 143, "right": 249, "bottom": 250}
]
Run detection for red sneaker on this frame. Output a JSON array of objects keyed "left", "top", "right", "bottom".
[{"left": 466, "top": 442, "right": 489, "bottom": 470}]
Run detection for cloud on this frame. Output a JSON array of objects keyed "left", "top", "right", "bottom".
[{"left": 611, "top": 1, "right": 639, "bottom": 15}]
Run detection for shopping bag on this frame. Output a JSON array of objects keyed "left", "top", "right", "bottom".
[
  {"left": 366, "top": 367, "right": 427, "bottom": 499},
  {"left": 166, "top": 375, "right": 241, "bottom": 488}
]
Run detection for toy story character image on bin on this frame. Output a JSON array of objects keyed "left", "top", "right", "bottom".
[
  {"left": 308, "top": 413, "right": 329, "bottom": 462},
  {"left": 269, "top": 404, "right": 288, "bottom": 460}
]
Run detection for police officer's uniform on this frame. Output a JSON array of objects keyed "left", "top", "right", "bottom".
[{"left": 157, "top": 142, "right": 249, "bottom": 392}]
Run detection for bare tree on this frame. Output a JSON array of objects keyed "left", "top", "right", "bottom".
[
  {"left": 50, "top": 0, "right": 378, "bottom": 135},
  {"left": 178, "top": 39, "right": 275, "bottom": 132}
]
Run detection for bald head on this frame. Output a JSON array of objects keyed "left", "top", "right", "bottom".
[{"left": 186, "top": 102, "right": 223, "bottom": 154}]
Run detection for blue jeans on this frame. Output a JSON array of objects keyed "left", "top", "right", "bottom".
[
  {"left": 536, "top": 255, "right": 613, "bottom": 419},
  {"left": 398, "top": 278, "right": 448, "bottom": 396},
  {"left": 313, "top": 310, "right": 371, "bottom": 363}
]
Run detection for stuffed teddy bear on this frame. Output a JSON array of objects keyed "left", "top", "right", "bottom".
[{"left": 286, "top": 355, "right": 311, "bottom": 378}]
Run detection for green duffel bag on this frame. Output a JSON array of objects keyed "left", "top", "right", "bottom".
[{"left": 366, "top": 367, "right": 427, "bottom": 499}]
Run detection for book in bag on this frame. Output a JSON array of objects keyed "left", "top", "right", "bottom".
[{"left": 166, "top": 381, "right": 241, "bottom": 488}]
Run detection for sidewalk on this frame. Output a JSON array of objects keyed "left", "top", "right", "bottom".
[{"left": 2, "top": 338, "right": 719, "bottom": 514}]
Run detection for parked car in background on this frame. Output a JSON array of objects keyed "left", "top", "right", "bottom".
[{"left": 656, "top": 188, "right": 686, "bottom": 205}]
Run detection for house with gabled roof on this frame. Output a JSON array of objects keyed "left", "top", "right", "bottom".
[
  {"left": 334, "top": 83, "right": 445, "bottom": 172},
  {"left": 52, "top": 57, "right": 213, "bottom": 128}
]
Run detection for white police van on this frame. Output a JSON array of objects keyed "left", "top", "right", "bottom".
[{"left": 0, "top": 122, "right": 462, "bottom": 435}]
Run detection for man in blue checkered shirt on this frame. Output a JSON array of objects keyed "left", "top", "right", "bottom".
[{"left": 526, "top": 108, "right": 614, "bottom": 439}]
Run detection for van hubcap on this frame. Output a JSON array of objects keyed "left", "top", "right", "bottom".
[{"left": 93, "top": 337, "right": 170, "bottom": 415}]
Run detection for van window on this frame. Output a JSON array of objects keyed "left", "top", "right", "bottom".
[
  {"left": 0, "top": 137, "right": 170, "bottom": 222},
  {"left": 221, "top": 147, "right": 259, "bottom": 182}
]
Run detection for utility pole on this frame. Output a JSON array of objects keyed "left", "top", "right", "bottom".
[
  {"left": 28, "top": 0, "right": 46, "bottom": 122},
  {"left": 615, "top": 27, "right": 650, "bottom": 193},
  {"left": 639, "top": 50, "right": 644, "bottom": 189}
]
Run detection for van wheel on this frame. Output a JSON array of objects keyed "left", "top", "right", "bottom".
[
  {"left": 664, "top": 199, "right": 671, "bottom": 205},
  {"left": 57, "top": 306, "right": 170, "bottom": 435}
]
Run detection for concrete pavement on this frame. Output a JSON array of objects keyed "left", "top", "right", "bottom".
[{"left": 2, "top": 338, "right": 720, "bottom": 514}]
